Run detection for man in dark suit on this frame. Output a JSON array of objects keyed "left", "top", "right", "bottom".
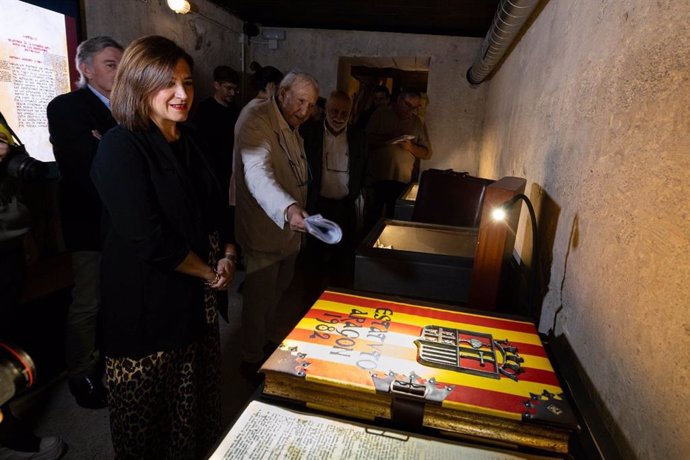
[
  {"left": 301, "top": 90, "right": 368, "bottom": 293},
  {"left": 47, "top": 36, "right": 123, "bottom": 409}
]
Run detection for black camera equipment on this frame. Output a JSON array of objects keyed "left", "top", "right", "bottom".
[
  {"left": 0, "top": 111, "right": 48, "bottom": 181},
  {"left": 0, "top": 341, "right": 36, "bottom": 407}
]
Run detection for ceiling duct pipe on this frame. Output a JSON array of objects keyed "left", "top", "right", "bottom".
[{"left": 467, "top": 0, "right": 540, "bottom": 85}]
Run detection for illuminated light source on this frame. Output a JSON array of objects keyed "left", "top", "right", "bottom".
[
  {"left": 167, "top": 0, "right": 191, "bottom": 14},
  {"left": 491, "top": 207, "right": 507, "bottom": 222},
  {"left": 492, "top": 193, "right": 539, "bottom": 318}
]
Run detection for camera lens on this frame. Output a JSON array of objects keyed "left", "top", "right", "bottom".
[
  {"left": 0, "top": 342, "right": 36, "bottom": 406},
  {"left": 6, "top": 152, "right": 48, "bottom": 181}
]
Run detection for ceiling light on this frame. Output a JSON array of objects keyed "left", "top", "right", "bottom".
[{"left": 167, "top": 0, "right": 191, "bottom": 14}]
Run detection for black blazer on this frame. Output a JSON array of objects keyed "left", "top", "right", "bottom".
[
  {"left": 190, "top": 97, "right": 238, "bottom": 192},
  {"left": 91, "top": 124, "right": 227, "bottom": 358},
  {"left": 47, "top": 87, "right": 117, "bottom": 251},
  {"left": 301, "top": 122, "right": 368, "bottom": 214}
]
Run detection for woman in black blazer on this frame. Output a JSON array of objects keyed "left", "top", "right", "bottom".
[{"left": 91, "top": 36, "right": 236, "bottom": 459}]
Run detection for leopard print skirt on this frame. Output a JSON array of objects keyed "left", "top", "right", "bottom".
[{"left": 105, "top": 233, "right": 222, "bottom": 460}]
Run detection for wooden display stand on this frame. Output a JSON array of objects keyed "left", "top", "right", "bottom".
[{"left": 468, "top": 176, "right": 525, "bottom": 310}]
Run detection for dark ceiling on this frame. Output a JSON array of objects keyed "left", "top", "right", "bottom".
[{"left": 209, "top": 0, "right": 500, "bottom": 38}]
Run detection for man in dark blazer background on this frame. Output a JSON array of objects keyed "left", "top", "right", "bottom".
[
  {"left": 301, "top": 90, "right": 368, "bottom": 296},
  {"left": 46, "top": 35, "right": 123, "bottom": 409}
]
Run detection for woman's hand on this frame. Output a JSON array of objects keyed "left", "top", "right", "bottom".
[{"left": 210, "top": 256, "right": 236, "bottom": 290}]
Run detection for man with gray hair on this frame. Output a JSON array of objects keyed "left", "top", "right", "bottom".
[
  {"left": 301, "top": 90, "right": 368, "bottom": 294},
  {"left": 234, "top": 70, "right": 319, "bottom": 381},
  {"left": 46, "top": 35, "right": 123, "bottom": 409}
]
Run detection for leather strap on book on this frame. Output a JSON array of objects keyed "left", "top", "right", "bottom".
[
  {"left": 391, "top": 395, "right": 425, "bottom": 430},
  {"left": 372, "top": 372, "right": 453, "bottom": 430}
]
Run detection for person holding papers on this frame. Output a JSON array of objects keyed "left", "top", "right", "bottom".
[
  {"left": 234, "top": 70, "right": 319, "bottom": 382},
  {"left": 365, "top": 89, "right": 431, "bottom": 223}
]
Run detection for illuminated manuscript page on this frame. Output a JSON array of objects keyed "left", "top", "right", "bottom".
[{"left": 0, "top": 0, "right": 70, "bottom": 161}]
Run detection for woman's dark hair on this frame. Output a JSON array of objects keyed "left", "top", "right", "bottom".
[
  {"left": 111, "top": 35, "right": 194, "bottom": 131},
  {"left": 213, "top": 65, "right": 239, "bottom": 85},
  {"left": 249, "top": 61, "right": 283, "bottom": 92}
]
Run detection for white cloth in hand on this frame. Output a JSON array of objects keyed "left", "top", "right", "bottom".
[{"left": 304, "top": 214, "right": 342, "bottom": 245}]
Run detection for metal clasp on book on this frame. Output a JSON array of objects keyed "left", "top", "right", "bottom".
[{"left": 390, "top": 378, "right": 427, "bottom": 399}]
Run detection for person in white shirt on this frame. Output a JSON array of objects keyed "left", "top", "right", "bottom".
[{"left": 301, "top": 90, "right": 368, "bottom": 294}]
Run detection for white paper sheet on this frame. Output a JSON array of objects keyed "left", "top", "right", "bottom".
[
  {"left": 209, "top": 401, "right": 553, "bottom": 460},
  {"left": 305, "top": 214, "right": 342, "bottom": 244}
]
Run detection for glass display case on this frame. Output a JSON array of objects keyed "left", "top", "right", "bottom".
[
  {"left": 354, "top": 219, "right": 478, "bottom": 305},
  {"left": 393, "top": 183, "right": 418, "bottom": 221}
]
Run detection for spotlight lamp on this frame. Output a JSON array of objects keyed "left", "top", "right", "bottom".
[
  {"left": 167, "top": 0, "right": 191, "bottom": 14},
  {"left": 491, "top": 207, "right": 507, "bottom": 222},
  {"left": 492, "top": 193, "right": 539, "bottom": 319}
]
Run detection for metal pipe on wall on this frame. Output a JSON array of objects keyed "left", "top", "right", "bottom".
[{"left": 466, "top": 0, "right": 540, "bottom": 85}]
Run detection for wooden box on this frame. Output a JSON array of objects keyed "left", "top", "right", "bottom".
[{"left": 260, "top": 291, "right": 578, "bottom": 454}]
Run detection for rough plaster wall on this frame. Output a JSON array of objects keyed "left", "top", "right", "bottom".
[
  {"left": 480, "top": 1, "right": 689, "bottom": 458},
  {"left": 249, "top": 29, "right": 487, "bottom": 174},
  {"left": 83, "top": 0, "right": 243, "bottom": 102}
]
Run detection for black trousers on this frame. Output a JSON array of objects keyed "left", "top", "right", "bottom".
[
  {"left": 366, "top": 180, "right": 407, "bottom": 231},
  {"left": 302, "top": 196, "right": 358, "bottom": 304}
]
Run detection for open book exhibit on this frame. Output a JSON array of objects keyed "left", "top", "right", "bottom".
[{"left": 261, "top": 290, "right": 578, "bottom": 454}]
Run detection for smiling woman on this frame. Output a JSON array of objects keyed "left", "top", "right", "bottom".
[
  {"left": 90, "top": 35, "right": 236, "bottom": 459},
  {"left": 149, "top": 59, "right": 195, "bottom": 141}
]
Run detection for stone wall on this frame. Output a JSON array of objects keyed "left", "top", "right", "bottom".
[
  {"left": 479, "top": 1, "right": 690, "bottom": 458},
  {"left": 84, "top": 0, "right": 243, "bottom": 101}
]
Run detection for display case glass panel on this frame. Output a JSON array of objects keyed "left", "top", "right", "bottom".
[
  {"left": 393, "top": 183, "right": 418, "bottom": 221},
  {"left": 355, "top": 219, "right": 477, "bottom": 305},
  {"left": 375, "top": 222, "right": 477, "bottom": 257}
]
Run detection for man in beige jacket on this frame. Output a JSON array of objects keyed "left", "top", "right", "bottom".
[{"left": 234, "top": 70, "right": 319, "bottom": 378}]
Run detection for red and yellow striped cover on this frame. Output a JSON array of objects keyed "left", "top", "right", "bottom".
[{"left": 272, "top": 290, "right": 565, "bottom": 422}]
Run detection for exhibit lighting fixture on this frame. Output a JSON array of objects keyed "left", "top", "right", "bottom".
[
  {"left": 492, "top": 193, "right": 539, "bottom": 318},
  {"left": 167, "top": 0, "right": 191, "bottom": 14}
]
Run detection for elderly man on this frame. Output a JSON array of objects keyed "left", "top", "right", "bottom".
[
  {"left": 234, "top": 70, "right": 319, "bottom": 378},
  {"left": 366, "top": 89, "right": 431, "bottom": 221},
  {"left": 47, "top": 36, "right": 123, "bottom": 409},
  {"left": 301, "top": 90, "right": 367, "bottom": 292}
]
